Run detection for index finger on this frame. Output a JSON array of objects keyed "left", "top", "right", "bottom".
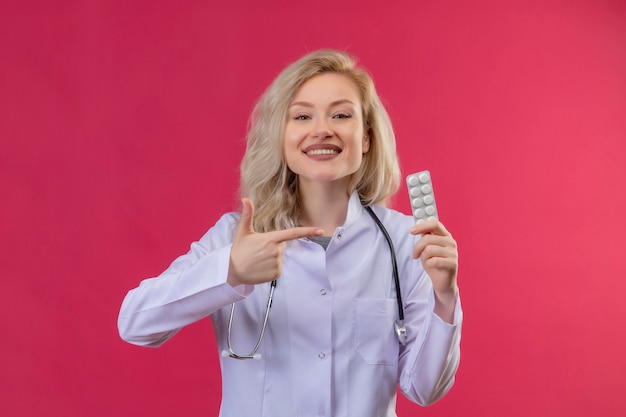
[
  {"left": 410, "top": 219, "right": 450, "bottom": 236},
  {"left": 267, "top": 227, "right": 325, "bottom": 243}
]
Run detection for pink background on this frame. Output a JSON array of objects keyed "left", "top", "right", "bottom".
[{"left": 1, "top": 0, "right": 625, "bottom": 416}]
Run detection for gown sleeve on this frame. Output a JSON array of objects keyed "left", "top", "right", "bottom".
[
  {"left": 117, "top": 213, "right": 254, "bottom": 348},
  {"left": 397, "top": 243, "right": 463, "bottom": 405}
]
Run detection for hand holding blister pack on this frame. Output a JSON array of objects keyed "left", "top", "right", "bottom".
[{"left": 406, "top": 170, "right": 438, "bottom": 224}]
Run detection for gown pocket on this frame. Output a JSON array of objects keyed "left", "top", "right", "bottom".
[{"left": 355, "top": 298, "right": 399, "bottom": 365}]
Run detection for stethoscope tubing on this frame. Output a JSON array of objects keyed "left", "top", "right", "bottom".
[
  {"left": 363, "top": 205, "right": 404, "bottom": 322},
  {"left": 221, "top": 280, "right": 276, "bottom": 360},
  {"left": 222, "top": 204, "right": 408, "bottom": 360}
]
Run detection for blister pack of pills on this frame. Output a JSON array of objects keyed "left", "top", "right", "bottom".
[{"left": 406, "top": 170, "right": 438, "bottom": 224}]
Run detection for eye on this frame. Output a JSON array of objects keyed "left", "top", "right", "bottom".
[
  {"left": 293, "top": 113, "right": 311, "bottom": 121},
  {"left": 333, "top": 112, "right": 352, "bottom": 119}
]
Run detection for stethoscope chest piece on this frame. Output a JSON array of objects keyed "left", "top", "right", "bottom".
[{"left": 395, "top": 320, "right": 408, "bottom": 345}]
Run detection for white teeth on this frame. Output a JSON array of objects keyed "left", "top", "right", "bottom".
[{"left": 307, "top": 149, "right": 338, "bottom": 155}]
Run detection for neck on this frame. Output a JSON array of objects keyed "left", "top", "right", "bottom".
[{"left": 298, "top": 179, "right": 351, "bottom": 236}]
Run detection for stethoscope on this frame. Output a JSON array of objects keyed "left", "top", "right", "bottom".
[{"left": 221, "top": 204, "right": 407, "bottom": 360}]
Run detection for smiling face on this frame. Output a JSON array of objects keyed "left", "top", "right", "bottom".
[{"left": 284, "top": 72, "right": 370, "bottom": 192}]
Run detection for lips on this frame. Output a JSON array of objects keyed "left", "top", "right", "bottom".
[{"left": 303, "top": 144, "right": 342, "bottom": 155}]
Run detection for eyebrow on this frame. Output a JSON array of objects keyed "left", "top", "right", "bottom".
[{"left": 289, "top": 99, "right": 356, "bottom": 108}]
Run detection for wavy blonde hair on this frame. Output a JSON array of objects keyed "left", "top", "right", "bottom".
[{"left": 239, "top": 49, "right": 400, "bottom": 232}]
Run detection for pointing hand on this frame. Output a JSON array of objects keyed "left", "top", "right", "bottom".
[{"left": 227, "top": 198, "right": 324, "bottom": 287}]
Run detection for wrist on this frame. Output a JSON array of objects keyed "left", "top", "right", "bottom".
[
  {"left": 433, "top": 288, "right": 457, "bottom": 324},
  {"left": 434, "top": 287, "right": 457, "bottom": 304},
  {"left": 227, "top": 259, "right": 243, "bottom": 287}
]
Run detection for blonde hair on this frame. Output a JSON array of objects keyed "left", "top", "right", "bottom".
[{"left": 239, "top": 49, "right": 400, "bottom": 232}]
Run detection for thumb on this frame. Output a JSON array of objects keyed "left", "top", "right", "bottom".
[{"left": 236, "top": 198, "right": 256, "bottom": 238}]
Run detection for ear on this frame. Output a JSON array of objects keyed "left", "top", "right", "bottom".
[{"left": 362, "top": 134, "right": 371, "bottom": 154}]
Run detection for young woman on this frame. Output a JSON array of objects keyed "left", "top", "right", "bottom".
[{"left": 118, "top": 49, "right": 462, "bottom": 417}]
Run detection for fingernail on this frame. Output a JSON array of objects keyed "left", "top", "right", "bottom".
[{"left": 315, "top": 229, "right": 324, "bottom": 236}]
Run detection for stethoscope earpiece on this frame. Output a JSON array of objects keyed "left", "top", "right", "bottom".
[{"left": 222, "top": 350, "right": 262, "bottom": 360}]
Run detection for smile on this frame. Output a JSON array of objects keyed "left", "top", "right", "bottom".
[{"left": 306, "top": 149, "right": 339, "bottom": 155}]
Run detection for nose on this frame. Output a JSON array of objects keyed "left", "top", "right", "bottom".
[{"left": 313, "top": 118, "right": 333, "bottom": 139}]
